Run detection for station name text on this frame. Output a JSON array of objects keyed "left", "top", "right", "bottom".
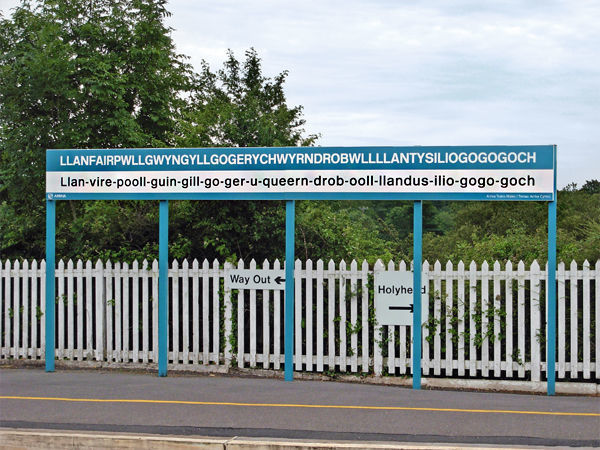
[{"left": 58, "top": 150, "right": 537, "bottom": 169}]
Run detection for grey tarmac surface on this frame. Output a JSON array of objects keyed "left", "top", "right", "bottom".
[{"left": 0, "top": 368, "right": 598, "bottom": 447}]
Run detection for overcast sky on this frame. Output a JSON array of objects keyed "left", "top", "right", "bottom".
[{"left": 2, "top": 0, "right": 598, "bottom": 188}]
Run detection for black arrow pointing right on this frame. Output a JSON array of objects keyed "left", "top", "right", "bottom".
[{"left": 389, "top": 304, "right": 414, "bottom": 313}]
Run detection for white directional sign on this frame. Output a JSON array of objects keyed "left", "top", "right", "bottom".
[
  {"left": 374, "top": 271, "right": 429, "bottom": 326},
  {"left": 226, "top": 269, "right": 286, "bottom": 290}
]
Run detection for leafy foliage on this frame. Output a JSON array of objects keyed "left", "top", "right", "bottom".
[
  {"left": 1, "top": 1, "right": 598, "bottom": 265},
  {"left": 0, "top": 0, "right": 193, "bottom": 259},
  {"left": 0, "top": 2, "right": 316, "bottom": 262},
  {"left": 177, "top": 48, "right": 318, "bottom": 148}
]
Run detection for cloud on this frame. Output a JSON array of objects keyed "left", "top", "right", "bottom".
[{"left": 165, "top": 0, "right": 599, "bottom": 187}]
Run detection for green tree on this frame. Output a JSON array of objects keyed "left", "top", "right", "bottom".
[
  {"left": 167, "top": 49, "right": 319, "bottom": 263},
  {"left": 0, "top": 4, "right": 319, "bottom": 262},
  {"left": 177, "top": 48, "right": 318, "bottom": 148},
  {"left": 580, "top": 179, "right": 600, "bottom": 195},
  {"left": 0, "top": 0, "right": 194, "bottom": 259}
]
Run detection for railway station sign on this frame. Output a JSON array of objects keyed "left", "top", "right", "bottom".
[
  {"left": 46, "top": 146, "right": 556, "bottom": 201},
  {"left": 45, "top": 144, "right": 558, "bottom": 394}
]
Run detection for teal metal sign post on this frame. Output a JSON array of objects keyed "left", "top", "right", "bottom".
[
  {"left": 45, "top": 199, "right": 55, "bottom": 372},
  {"left": 158, "top": 200, "right": 169, "bottom": 377},
  {"left": 412, "top": 201, "right": 422, "bottom": 389},
  {"left": 284, "top": 200, "right": 295, "bottom": 381},
  {"left": 45, "top": 145, "right": 557, "bottom": 393},
  {"left": 547, "top": 200, "right": 557, "bottom": 395}
]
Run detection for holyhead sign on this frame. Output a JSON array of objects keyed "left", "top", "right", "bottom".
[{"left": 45, "top": 145, "right": 558, "bottom": 395}]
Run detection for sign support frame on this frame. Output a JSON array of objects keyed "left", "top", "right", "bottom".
[{"left": 43, "top": 145, "right": 557, "bottom": 393}]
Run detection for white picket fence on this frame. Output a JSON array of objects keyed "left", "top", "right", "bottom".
[{"left": 1, "top": 258, "right": 598, "bottom": 382}]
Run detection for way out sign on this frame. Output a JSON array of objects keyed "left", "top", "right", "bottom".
[
  {"left": 374, "top": 272, "right": 429, "bottom": 326},
  {"left": 227, "top": 269, "right": 286, "bottom": 290}
]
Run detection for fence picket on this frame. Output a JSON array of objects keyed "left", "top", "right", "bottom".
[
  {"left": 22, "top": 260, "right": 29, "bottom": 359},
  {"left": 273, "top": 260, "right": 282, "bottom": 370},
  {"left": 106, "top": 260, "right": 113, "bottom": 363},
  {"left": 192, "top": 259, "right": 199, "bottom": 363},
  {"left": 212, "top": 259, "right": 220, "bottom": 365},
  {"left": 141, "top": 259, "right": 149, "bottom": 364},
  {"left": 530, "top": 260, "right": 541, "bottom": 382},
  {"left": 557, "top": 262, "right": 566, "bottom": 378},
  {"left": 327, "top": 260, "right": 336, "bottom": 371},
  {"left": 350, "top": 260, "right": 358, "bottom": 373},
  {"left": 481, "top": 261, "right": 489, "bottom": 378},
  {"left": 505, "top": 261, "right": 513, "bottom": 378},
  {"left": 182, "top": 259, "right": 189, "bottom": 364},
  {"left": 94, "top": 260, "right": 104, "bottom": 362},
  {"left": 569, "top": 260, "right": 578, "bottom": 378},
  {"left": 237, "top": 259, "right": 245, "bottom": 368},
  {"left": 306, "top": 259, "right": 313, "bottom": 372},
  {"left": 203, "top": 259, "right": 211, "bottom": 365},
  {"left": 457, "top": 261, "right": 465, "bottom": 376},
  {"left": 339, "top": 260, "right": 347, "bottom": 372},
  {"left": 13, "top": 260, "right": 20, "bottom": 359},
  {"left": 399, "top": 324, "right": 407, "bottom": 374},
  {"left": 582, "top": 261, "right": 590, "bottom": 379},
  {"left": 262, "top": 259, "right": 271, "bottom": 369},
  {"left": 517, "top": 261, "right": 525, "bottom": 378},
  {"left": 493, "top": 261, "right": 501, "bottom": 377},
  {"left": 422, "top": 261, "right": 430, "bottom": 375},
  {"left": 249, "top": 259, "right": 257, "bottom": 368},
  {"left": 57, "top": 259, "right": 63, "bottom": 360},
  {"left": 433, "top": 260, "right": 442, "bottom": 376},
  {"left": 316, "top": 259, "right": 324, "bottom": 372},
  {"left": 445, "top": 261, "right": 453, "bottom": 376},
  {"left": 295, "top": 259, "right": 302, "bottom": 370},
  {"left": 152, "top": 260, "right": 159, "bottom": 363},
  {"left": 469, "top": 261, "right": 477, "bottom": 376},
  {"left": 223, "top": 261, "right": 232, "bottom": 367},
  {"left": 32, "top": 260, "right": 39, "bottom": 358},
  {"left": 114, "top": 262, "right": 121, "bottom": 362},
  {"left": 116, "top": 263, "right": 124, "bottom": 362},
  {"left": 132, "top": 260, "right": 140, "bottom": 363},
  {"left": 361, "top": 260, "right": 369, "bottom": 374}
]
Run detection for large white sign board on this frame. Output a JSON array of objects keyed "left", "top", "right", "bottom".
[
  {"left": 374, "top": 271, "right": 429, "bottom": 326},
  {"left": 46, "top": 146, "right": 556, "bottom": 201},
  {"left": 226, "top": 269, "right": 285, "bottom": 290}
]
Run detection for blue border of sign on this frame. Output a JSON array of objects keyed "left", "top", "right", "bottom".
[{"left": 47, "top": 145, "right": 555, "bottom": 172}]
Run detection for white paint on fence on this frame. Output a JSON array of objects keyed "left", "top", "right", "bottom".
[
  {"left": 0, "top": 258, "right": 597, "bottom": 383},
  {"left": 570, "top": 260, "right": 578, "bottom": 379}
]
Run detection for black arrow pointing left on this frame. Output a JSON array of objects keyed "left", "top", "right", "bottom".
[{"left": 274, "top": 276, "right": 285, "bottom": 285}]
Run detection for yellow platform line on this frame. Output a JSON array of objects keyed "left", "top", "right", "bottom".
[{"left": 1, "top": 395, "right": 598, "bottom": 417}]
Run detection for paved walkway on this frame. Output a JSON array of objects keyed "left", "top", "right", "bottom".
[{"left": 1, "top": 368, "right": 598, "bottom": 448}]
